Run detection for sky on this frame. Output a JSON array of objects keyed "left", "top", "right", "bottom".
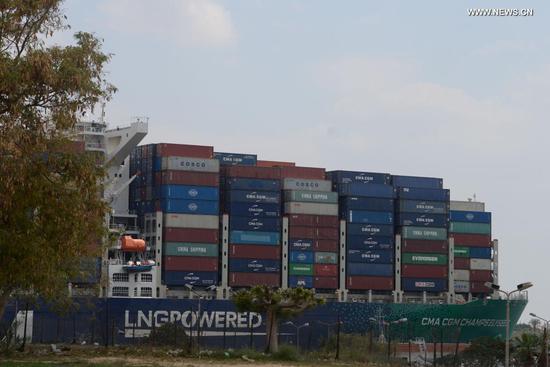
[{"left": 58, "top": 0, "right": 549, "bottom": 319}]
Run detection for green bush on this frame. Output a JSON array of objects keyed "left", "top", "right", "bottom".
[{"left": 272, "top": 344, "right": 300, "bottom": 361}]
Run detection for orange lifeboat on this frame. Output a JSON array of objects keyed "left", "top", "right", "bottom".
[{"left": 120, "top": 236, "right": 146, "bottom": 252}]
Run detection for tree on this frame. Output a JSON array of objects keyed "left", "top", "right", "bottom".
[
  {"left": 460, "top": 336, "right": 505, "bottom": 367},
  {"left": 513, "top": 332, "right": 541, "bottom": 366},
  {"left": 0, "top": 0, "right": 115, "bottom": 319},
  {"left": 233, "top": 286, "right": 324, "bottom": 353}
]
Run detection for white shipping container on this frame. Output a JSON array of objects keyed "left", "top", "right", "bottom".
[
  {"left": 454, "top": 269, "right": 470, "bottom": 281},
  {"left": 284, "top": 202, "right": 338, "bottom": 216},
  {"left": 161, "top": 157, "right": 220, "bottom": 172},
  {"left": 450, "top": 200, "right": 485, "bottom": 212},
  {"left": 163, "top": 214, "right": 219, "bottom": 229},
  {"left": 470, "top": 258, "right": 492, "bottom": 271},
  {"left": 283, "top": 178, "right": 332, "bottom": 192},
  {"left": 454, "top": 280, "right": 470, "bottom": 293}
]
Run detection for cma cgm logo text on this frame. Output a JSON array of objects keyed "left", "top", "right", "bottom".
[{"left": 125, "top": 310, "right": 262, "bottom": 329}]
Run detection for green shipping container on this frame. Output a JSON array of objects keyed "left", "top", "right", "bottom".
[
  {"left": 454, "top": 246, "right": 470, "bottom": 257},
  {"left": 402, "top": 253, "right": 448, "bottom": 265},
  {"left": 450, "top": 222, "right": 491, "bottom": 235},
  {"left": 314, "top": 252, "right": 338, "bottom": 264},
  {"left": 164, "top": 242, "right": 218, "bottom": 257},
  {"left": 289, "top": 263, "right": 314, "bottom": 276},
  {"left": 401, "top": 226, "right": 448, "bottom": 240},
  {"left": 284, "top": 190, "right": 338, "bottom": 204}
]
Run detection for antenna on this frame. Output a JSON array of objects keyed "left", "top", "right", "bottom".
[
  {"left": 100, "top": 102, "right": 106, "bottom": 124},
  {"left": 473, "top": 193, "right": 477, "bottom": 202}
]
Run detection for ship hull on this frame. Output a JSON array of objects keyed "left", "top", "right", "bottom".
[{"left": 2, "top": 297, "right": 526, "bottom": 346}]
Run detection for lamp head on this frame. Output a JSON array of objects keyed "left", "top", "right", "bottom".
[
  {"left": 304, "top": 322, "right": 310, "bottom": 327},
  {"left": 484, "top": 282, "right": 499, "bottom": 290},
  {"left": 184, "top": 284, "right": 193, "bottom": 290},
  {"left": 517, "top": 282, "right": 533, "bottom": 291},
  {"left": 530, "top": 313, "right": 537, "bottom": 317}
]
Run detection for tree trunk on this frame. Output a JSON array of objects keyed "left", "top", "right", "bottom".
[
  {"left": 0, "top": 291, "right": 10, "bottom": 322},
  {"left": 265, "top": 309, "right": 279, "bottom": 354}
]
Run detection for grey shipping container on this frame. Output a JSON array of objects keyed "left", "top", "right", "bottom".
[
  {"left": 161, "top": 157, "right": 220, "bottom": 173},
  {"left": 284, "top": 202, "right": 339, "bottom": 216},
  {"left": 163, "top": 213, "right": 219, "bottom": 229},
  {"left": 283, "top": 178, "right": 332, "bottom": 192},
  {"left": 450, "top": 200, "right": 485, "bottom": 212}
]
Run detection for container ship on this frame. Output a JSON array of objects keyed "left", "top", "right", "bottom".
[{"left": 3, "top": 118, "right": 527, "bottom": 347}]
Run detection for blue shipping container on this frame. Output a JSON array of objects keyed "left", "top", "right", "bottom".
[
  {"left": 214, "top": 152, "right": 257, "bottom": 166},
  {"left": 153, "top": 157, "right": 162, "bottom": 171},
  {"left": 229, "top": 259, "right": 280, "bottom": 273},
  {"left": 157, "top": 185, "right": 219, "bottom": 201},
  {"left": 227, "top": 190, "right": 281, "bottom": 204},
  {"left": 226, "top": 202, "right": 280, "bottom": 218},
  {"left": 338, "top": 183, "right": 395, "bottom": 198},
  {"left": 225, "top": 178, "right": 281, "bottom": 192},
  {"left": 346, "top": 263, "right": 393, "bottom": 277},
  {"left": 346, "top": 235, "right": 394, "bottom": 250},
  {"left": 347, "top": 223, "right": 394, "bottom": 237},
  {"left": 397, "top": 187, "right": 450, "bottom": 202},
  {"left": 230, "top": 230, "right": 280, "bottom": 245},
  {"left": 469, "top": 247, "right": 492, "bottom": 259},
  {"left": 402, "top": 278, "right": 447, "bottom": 292},
  {"left": 450, "top": 210, "right": 492, "bottom": 224},
  {"left": 347, "top": 249, "right": 394, "bottom": 264},
  {"left": 392, "top": 175, "right": 443, "bottom": 189},
  {"left": 340, "top": 197, "right": 394, "bottom": 212},
  {"left": 343, "top": 210, "right": 393, "bottom": 225},
  {"left": 230, "top": 216, "right": 281, "bottom": 232},
  {"left": 327, "top": 171, "right": 391, "bottom": 185},
  {"left": 399, "top": 200, "right": 449, "bottom": 214},
  {"left": 290, "top": 251, "right": 314, "bottom": 264},
  {"left": 289, "top": 239, "right": 313, "bottom": 252},
  {"left": 397, "top": 213, "right": 449, "bottom": 228},
  {"left": 159, "top": 199, "right": 219, "bottom": 215},
  {"left": 289, "top": 276, "right": 313, "bottom": 288},
  {"left": 163, "top": 271, "right": 218, "bottom": 286}
]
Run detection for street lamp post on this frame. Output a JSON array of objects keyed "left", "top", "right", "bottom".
[
  {"left": 529, "top": 312, "right": 549, "bottom": 367},
  {"left": 284, "top": 321, "right": 310, "bottom": 351},
  {"left": 385, "top": 318, "right": 408, "bottom": 360},
  {"left": 485, "top": 281, "right": 533, "bottom": 367},
  {"left": 185, "top": 284, "right": 216, "bottom": 352}
]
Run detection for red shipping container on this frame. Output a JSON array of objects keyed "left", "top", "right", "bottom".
[
  {"left": 225, "top": 166, "right": 281, "bottom": 179},
  {"left": 314, "top": 264, "right": 338, "bottom": 277},
  {"left": 347, "top": 276, "right": 394, "bottom": 290},
  {"left": 280, "top": 166, "right": 326, "bottom": 180},
  {"left": 256, "top": 160, "right": 295, "bottom": 167},
  {"left": 230, "top": 244, "right": 281, "bottom": 259},
  {"left": 288, "top": 214, "right": 339, "bottom": 228},
  {"left": 313, "top": 239, "right": 339, "bottom": 252},
  {"left": 289, "top": 226, "right": 339, "bottom": 240},
  {"left": 229, "top": 272, "right": 280, "bottom": 287},
  {"left": 454, "top": 257, "right": 470, "bottom": 270},
  {"left": 317, "top": 227, "right": 339, "bottom": 240},
  {"left": 289, "top": 226, "right": 315, "bottom": 239},
  {"left": 402, "top": 240, "right": 448, "bottom": 254},
  {"left": 156, "top": 171, "right": 219, "bottom": 186},
  {"left": 164, "top": 256, "right": 218, "bottom": 271},
  {"left": 314, "top": 276, "right": 338, "bottom": 289},
  {"left": 470, "top": 281, "right": 491, "bottom": 293},
  {"left": 155, "top": 143, "right": 213, "bottom": 158},
  {"left": 401, "top": 264, "right": 448, "bottom": 278},
  {"left": 450, "top": 234, "right": 491, "bottom": 247},
  {"left": 469, "top": 270, "right": 492, "bottom": 282},
  {"left": 163, "top": 228, "right": 219, "bottom": 243}
]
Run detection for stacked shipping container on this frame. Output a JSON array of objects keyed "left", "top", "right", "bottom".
[
  {"left": 393, "top": 176, "right": 450, "bottom": 293},
  {"left": 129, "top": 143, "right": 497, "bottom": 297},
  {"left": 328, "top": 171, "right": 395, "bottom": 292},
  {"left": 449, "top": 201, "right": 493, "bottom": 295},
  {"left": 131, "top": 143, "right": 221, "bottom": 287},
  {"left": 284, "top": 178, "right": 339, "bottom": 290},
  {"left": 223, "top": 167, "right": 282, "bottom": 287}
]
